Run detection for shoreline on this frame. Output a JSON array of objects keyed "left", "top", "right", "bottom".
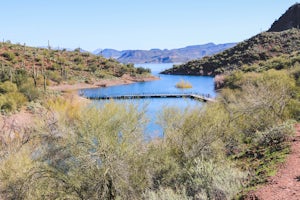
[{"left": 48, "top": 74, "right": 160, "bottom": 93}]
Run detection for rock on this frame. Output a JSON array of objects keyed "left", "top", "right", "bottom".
[{"left": 268, "top": 3, "right": 300, "bottom": 32}]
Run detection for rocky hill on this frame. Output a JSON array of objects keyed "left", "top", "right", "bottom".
[
  {"left": 0, "top": 42, "right": 151, "bottom": 86},
  {"left": 161, "top": 3, "right": 300, "bottom": 76},
  {"left": 161, "top": 29, "right": 300, "bottom": 76},
  {"left": 268, "top": 3, "right": 300, "bottom": 32},
  {"left": 95, "top": 43, "right": 236, "bottom": 64}
]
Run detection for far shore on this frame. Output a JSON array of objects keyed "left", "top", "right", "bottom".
[{"left": 48, "top": 74, "right": 160, "bottom": 93}]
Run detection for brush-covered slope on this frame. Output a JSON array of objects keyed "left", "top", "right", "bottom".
[
  {"left": 161, "top": 29, "right": 300, "bottom": 76},
  {"left": 0, "top": 42, "right": 151, "bottom": 86}
]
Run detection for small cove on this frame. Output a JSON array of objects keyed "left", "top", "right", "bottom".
[{"left": 80, "top": 63, "right": 216, "bottom": 137}]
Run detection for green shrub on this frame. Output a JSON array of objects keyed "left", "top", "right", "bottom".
[
  {"left": 73, "top": 56, "right": 83, "bottom": 64},
  {"left": 254, "top": 121, "right": 295, "bottom": 151},
  {"left": 94, "top": 70, "right": 111, "bottom": 79},
  {"left": 19, "top": 82, "right": 40, "bottom": 101},
  {"left": 49, "top": 63, "right": 61, "bottom": 71},
  {"left": 0, "top": 95, "right": 16, "bottom": 111},
  {"left": 47, "top": 71, "right": 63, "bottom": 84},
  {"left": 136, "top": 67, "right": 151, "bottom": 74},
  {"left": 0, "top": 81, "right": 17, "bottom": 93},
  {"left": 5, "top": 92, "right": 27, "bottom": 109},
  {"left": 0, "top": 67, "right": 11, "bottom": 82},
  {"left": 289, "top": 62, "right": 300, "bottom": 86},
  {"left": 287, "top": 93, "right": 300, "bottom": 120},
  {"left": 81, "top": 52, "right": 90, "bottom": 57},
  {"left": 223, "top": 71, "right": 244, "bottom": 89},
  {"left": 14, "top": 69, "right": 29, "bottom": 88},
  {"left": 74, "top": 47, "right": 81, "bottom": 52},
  {"left": 2, "top": 52, "right": 15, "bottom": 61},
  {"left": 88, "top": 64, "right": 98, "bottom": 72},
  {"left": 72, "top": 64, "right": 84, "bottom": 71},
  {"left": 186, "top": 158, "right": 246, "bottom": 199}
]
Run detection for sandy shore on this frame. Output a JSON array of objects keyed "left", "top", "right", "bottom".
[{"left": 49, "top": 74, "right": 159, "bottom": 92}]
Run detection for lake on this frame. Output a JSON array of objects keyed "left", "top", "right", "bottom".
[{"left": 80, "top": 63, "right": 216, "bottom": 138}]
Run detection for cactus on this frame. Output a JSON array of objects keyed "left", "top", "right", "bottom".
[
  {"left": 42, "top": 67, "right": 47, "bottom": 91},
  {"left": 48, "top": 40, "right": 51, "bottom": 50},
  {"left": 32, "top": 65, "right": 37, "bottom": 87},
  {"left": 32, "top": 51, "right": 38, "bottom": 87},
  {"left": 41, "top": 56, "right": 47, "bottom": 91},
  {"left": 23, "top": 43, "right": 26, "bottom": 54},
  {"left": 9, "top": 67, "right": 13, "bottom": 82}
]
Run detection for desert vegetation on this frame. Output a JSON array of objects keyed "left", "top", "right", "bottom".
[
  {"left": 0, "top": 23, "right": 299, "bottom": 199},
  {"left": 0, "top": 42, "right": 151, "bottom": 83},
  {"left": 0, "top": 61, "right": 299, "bottom": 199},
  {"left": 1, "top": 2, "right": 299, "bottom": 199},
  {"left": 175, "top": 79, "right": 193, "bottom": 89},
  {"left": 0, "top": 41, "right": 152, "bottom": 112}
]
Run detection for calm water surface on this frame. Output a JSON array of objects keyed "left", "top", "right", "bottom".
[
  {"left": 82, "top": 63, "right": 215, "bottom": 97},
  {"left": 81, "top": 63, "right": 216, "bottom": 138}
]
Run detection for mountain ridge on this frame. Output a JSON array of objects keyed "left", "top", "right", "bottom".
[
  {"left": 94, "top": 43, "right": 237, "bottom": 64},
  {"left": 161, "top": 29, "right": 300, "bottom": 76}
]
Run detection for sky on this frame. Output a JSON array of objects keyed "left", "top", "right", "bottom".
[{"left": 0, "top": 0, "right": 298, "bottom": 51}]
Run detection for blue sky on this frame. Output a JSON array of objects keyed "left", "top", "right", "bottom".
[{"left": 0, "top": 0, "right": 298, "bottom": 51}]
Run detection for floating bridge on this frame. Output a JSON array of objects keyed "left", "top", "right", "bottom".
[{"left": 83, "top": 93, "right": 215, "bottom": 102}]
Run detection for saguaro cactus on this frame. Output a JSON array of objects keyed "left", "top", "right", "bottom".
[
  {"left": 42, "top": 62, "right": 47, "bottom": 91},
  {"left": 23, "top": 43, "right": 26, "bottom": 54},
  {"left": 48, "top": 40, "right": 51, "bottom": 50},
  {"left": 32, "top": 65, "right": 37, "bottom": 87},
  {"left": 9, "top": 67, "right": 13, "bottom": 82}
]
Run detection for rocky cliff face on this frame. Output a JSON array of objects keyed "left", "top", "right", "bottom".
[{"left": 268, "top": 3, "right": 300, "bottom": 32}]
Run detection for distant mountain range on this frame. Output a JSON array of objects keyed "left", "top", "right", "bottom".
[{"left": 92, "top": 43, "right": 237, "bottom": 64}]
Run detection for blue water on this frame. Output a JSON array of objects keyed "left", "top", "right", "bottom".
[
  {"left": 81, "top": 63, "right": 215, "bottom": 97},
  {"left": 81, "top": 63, "right": 216, "bottom": 138}
]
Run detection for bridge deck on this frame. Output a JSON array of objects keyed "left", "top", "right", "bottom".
[{"left": 84, "top": 93, "right": 214, "bottom": 102}]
